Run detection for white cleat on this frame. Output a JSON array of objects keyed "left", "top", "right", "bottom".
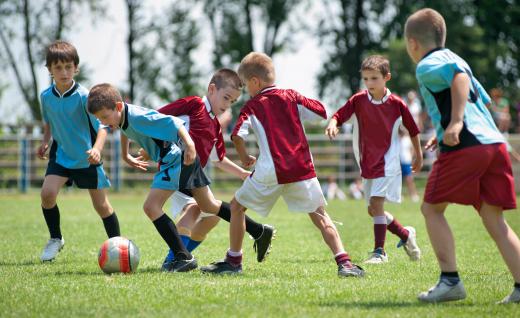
[
  {"left": 363, "top": 248, "right": 388, "bottom": 264},
  {"left": 418, "top": 280, "right": 466, "bottom": 303},
  {"left": 399, "top": 226, "right": 421, "bottom": 261},
  {"left": 40, "top": 238, "right": 65, "bottom": 262},
  {"left": 498, "top": 288, "right": 520, "bottom": 304}
]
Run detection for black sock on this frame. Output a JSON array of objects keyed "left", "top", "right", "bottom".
[
  {"left": 440, "top": 271, "right": 460, "bottom": 285},
  {"left": 102, "top": 212, "right": 120, "bottom": 238},
  {"left": 218, "top": 202, "right": 264, "bottom": 239},
  {"left": 152, "top": 214, "right": 191, "bottom": 261},
  {"left": 42, "top": 205, "right": 62, "bottom": 239},
  {"left": 515, "top": 282, "right": 520, "bottom": 289}
]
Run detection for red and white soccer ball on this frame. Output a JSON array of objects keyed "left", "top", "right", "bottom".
[{"left": 98, "top": 236, "right": 140, "bottom": 274}]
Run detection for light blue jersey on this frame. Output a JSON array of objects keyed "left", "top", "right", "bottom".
[
  {"left": 41, "top": 82, "right": 105, "bottom": 168},
  {"left": 120, "top": 104, "right": 185, "bottom": 190},
  {"left": 416, "top": 48, "right": 504, "bottom": 152}
]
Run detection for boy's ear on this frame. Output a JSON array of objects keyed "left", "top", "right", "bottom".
[
  {"left": 208, "top": 83, "right": 217, "bottom": 95},
  {"left": 385, "top": 72, "right": 392, "bottom": 81},
  {"left": 116, "top": 101, "right": 124, "bottom": 111}
]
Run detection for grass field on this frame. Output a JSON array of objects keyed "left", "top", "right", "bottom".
[{"left": 1, "top": 191, "right": 519, "bottom": 317}]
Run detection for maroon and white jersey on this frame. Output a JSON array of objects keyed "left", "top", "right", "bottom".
[
  {"left": 232, "top": 86, "right": 327, "bottom": 185},
  {"left": 158, "top": 96, "right": 225, "bottom": 167},
  {"left": 332, "top": 89, "right": 420, "bottom": 179}
]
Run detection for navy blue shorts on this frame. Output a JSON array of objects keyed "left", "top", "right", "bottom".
[
  {"left": 45, "top": 160, "right": 111, "bottom": 189},
  {"left": 178, "top": 155, "right": 211, "bottom": 196}
]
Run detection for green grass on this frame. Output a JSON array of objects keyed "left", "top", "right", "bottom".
[{"left": 1, "top": 191, "right": 519, "bottom": 317}]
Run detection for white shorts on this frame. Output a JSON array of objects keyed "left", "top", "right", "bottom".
[
  {"left": 235, "top": 176, "right": 327, "bottom": 217},
  {"left": 363, "top": 175, "right": 402, "bottom": 205},
  {"left": 170, "top": 191, "right": 214, "bottom": 219}
]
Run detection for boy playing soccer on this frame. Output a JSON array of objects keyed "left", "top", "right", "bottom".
[
  {"left": 155, "top": 68, "right": 275, "bottom": 269},
  {"left": 37, "top": 41, "right": 120, "bottom": 262},
  {"left": 326, "top": 55, "right": 423, "bottom": 265},
  {"left": 405, "top": 8, "right": 520, "bottom": 303},
  {"left": 87, "top": 83, "right": 198, "bottom": 272},
  {"left": 201, "top": 52, "right": 364, "bottom": 277}
]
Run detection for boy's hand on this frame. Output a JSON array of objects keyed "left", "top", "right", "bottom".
[
  {"left": 183, "top": 143, "right": 196, "bottom": 166},
  {"left": 412, "top": 155, "right": 423, "bottom": 173},
  {"left": 443, "top": 121, "right": 463, "bottom": 146},
  {"left": 241, "top": 155, "right": 256, "bottom": 169},
  {"left": 240, "top": 170, "right": 252, "bottom": 180},
  {"left": 424, "top": 136, "right": 438, "bottom": 152},
  {"left": 325, "top": 119, "right": 339, "bottom": 139},
  {"left": 86, "top": 148, "right": 101, "bottom": 164},
  {"left": 137, "top": 148, "right": 150, "bottom": 161},
  {"left": 123, "top": 153, "right": 148, "bottom": 171},
  {"left": 37, "top": 143, "right": 49, "bottom": 160}
]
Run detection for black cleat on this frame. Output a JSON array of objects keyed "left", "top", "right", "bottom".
[
  {"left": 253, "top": 224, "right": 275, "bottom": 262},
  {"left": 338, "top": 263, "right": 365, "bottom": 277},
  {"left": 200, "top": 260, "right": 242, "bottom": 275},
  {"left": 166, "top": 257, "right": 198, "bottom": 272}
]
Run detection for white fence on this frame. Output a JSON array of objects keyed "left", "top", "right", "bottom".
[{"left": 1, "top": 133, "right": 520, "bottom": 192}]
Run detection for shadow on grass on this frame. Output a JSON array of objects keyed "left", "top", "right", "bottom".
[
  {"left": 0, "top": 260, "right": 41, "bottom": 266},
  {"left": 319, "top": 300, "right": 475, "bottom": 309}
]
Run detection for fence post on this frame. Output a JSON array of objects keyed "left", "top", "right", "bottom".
[
  {"left": 18, "top": 136, "right": 30, "bottom": 193},
  {"left": 111, "top": 132, "right": 121, "bottom": 192}
]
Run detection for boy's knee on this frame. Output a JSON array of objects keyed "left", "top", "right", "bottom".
[
  {"left": 40, "top": 188, "right": 58, "bottom": 207},
  {"left": 142, "top": 201, "right": 158, "bottom": 217}
]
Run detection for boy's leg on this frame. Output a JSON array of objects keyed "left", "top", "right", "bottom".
[
  {"left": 418, "top": 201, "right": 466, "bottom": 303},
  {"left": 162, "top": 203, "right": 199, "bottom": 268},
  {"left": 365, "top": 196, "right": 388, "bottom": 264},
  {"left": 144, "top": 188, "right": 196, "bottom": 272},
  {"left": 480, "top": 202, "right": 520, "bottom": 303},
  {"left": 40, "top": 175, "right": 68, "bottom": 261},
  {"left": 88, "top": 189, "right": 120, "bottom": 238},
  {"left": 385, "top": 211, "right": 421, "bottom": 260}
]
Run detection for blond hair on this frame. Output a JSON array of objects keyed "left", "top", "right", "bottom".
[
  {"left": 405, "top": 8, "right": 446, "bottom": 48},
  {"left": 360, "top": 55, "right": 390, "bottom": 76},
  {"left": 237, "top": 52, "right": 275, "bottom": 84},
  {"left": 87, "top": 83, "right": 123, "bottom": 113}
]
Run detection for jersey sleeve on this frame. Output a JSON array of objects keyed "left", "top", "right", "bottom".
[
  {"left": 232, "top": 104, "right": 253, "bottom": 140},
  {"left": 214, "top": 125, "right": 226, "bottom": 161},
  {"left": 157, "top": 98, "right": 193, "bottom": 117},
  {"left": 40, "top": 92, "right": 48, "bottom": 124},
  {"left": 82, "top": 93, "right": 104, "bottom": 132},
  {"left": 132, "top": 110, "right": 185, "bottom": 143},
  {"left": 416, "top": 58, "right": 465, "bottom": 93},
  {"left": 289, "top": 89, "right": 327, "bottom": 120},
  {"left": 399, "top": 100, "right": 420, "bottom": 137},
  {"left": 332, "top": 97, "right": 355, "bottom": 125}
]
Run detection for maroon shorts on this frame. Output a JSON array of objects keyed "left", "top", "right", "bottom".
[{"left": 424, "top": 143, "right": 516, "bottom": 211}]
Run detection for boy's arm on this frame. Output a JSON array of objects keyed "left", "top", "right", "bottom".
[
  {"left": 231, "top": 135, "right": 256, "bottom": 169},
  {"left": 37, "top": 123, "right": 51, "bottom": 160},
  {"left": 444, "top": 72, "right": 470, "bottom": 146},
  {"left": 213, "top": 156, "right": 251, "bottom": 180},
  {"left": 86, "top": 128, "right": 108, "bottom": 164},
  {"left": 121, "top": 134, "right": 148, "bottom": 171},
  {"left": 178, "top": 126, "right": 196, "bottom": 165},
  {"left": 410, "top": 134, "right": 423, "bottom": 173},
  {"left": 325, "top": 98, "right": 355, "bottom": 139}
]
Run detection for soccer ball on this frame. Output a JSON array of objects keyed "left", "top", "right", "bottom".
[{"left": 98, "top": 236, "right": 140, "bottom": 274}]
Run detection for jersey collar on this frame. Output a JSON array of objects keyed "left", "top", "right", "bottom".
[
  {"left": 120, "top": 103, "right": 129, "bottom": 130},
  {"left": 202, "top": 96, "right": 215, "bottom": 119},
  {"left": 367, "top": 88, "right": 391, "bottom": 105},
  {"left": 258, "top": 85, "right": 276, "bottom": 95},
  {"left": 420, "top": 47, "right": 444, "bottom": 61},
  {"left": 52, "top": 81, "right": 78, "bottom": 98}
]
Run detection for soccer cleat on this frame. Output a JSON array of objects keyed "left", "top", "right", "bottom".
[
  {"left": 397, "top": 226, "right": 421, "bottom": 261},
  {"left": 200, "top": 260, "right": 242, "bottom": 275},
  {"left": 166, "top": 257, "right": 198, "bottom": 272},
  {"left": 498, "top": 288, "right": 520, "bottom": 304},
  {"left": 161, "top": 249, "right": 175, "bottom": 271},
  {"left": 253, "top": 224, "right": 276, "bottom": 262},
  {"left": 363, "top": 247, "right": 388, "bottom": 264},
  {"left": 40, "top": 238, "right": 65, "bottom": 262},
  {"left": 418, "top": 280, "right": 467, "bottom": 303},
  {"left": 338, "top": 263, "right": 365, "bottom": 277}
]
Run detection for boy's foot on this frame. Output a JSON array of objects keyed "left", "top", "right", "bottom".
[
  {"left": 161, "top": 249, "right": 175, "bottom": 271},
  {"left": 166, "top": 257, "right": 198, "bottom": 272},
  {"left": 397, "top": 226, "right": 421, "bottom": 261},
  {"left": 364, "top": 247, "right": 388, "bottom": 264},
  {"left": 40, "top": 238, "right": 65, "bottom": 262},
  {"left": 418, "top": 280, "right": 466, "bottom": 303},
  {"left": 338, "top": 263, "right": 365, "bottom": 277},
  {"left": 498, "top": 288, "right": 520, "bottom": 304},
  {"left": 253, "top": 224, "right": 276, "bottom": 262},
  {"left": 200, "top": 260, "right": 242, "bottom": 275}
]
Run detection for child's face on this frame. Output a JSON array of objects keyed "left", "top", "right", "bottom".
[
  {"left": 207, "top": 84, "right": 241, "bottom": 116},
  {"left": 48, "top": 60, "right": 78, "bottom": 87},
  {"left": 361, "top": 70, "right": 390, "bottom": 95},
  {"left": 93, "top": 102, "right": 123, "bottom": 130},
  {"left": 405, "top": 37, "right": 421, "bottom": 63}
]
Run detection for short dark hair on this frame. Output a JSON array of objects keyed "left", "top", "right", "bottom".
[
  {"left": 360, "top": 55, "right": 390, "bottom": 76},
  {"left": 405, "top": 8, "right": 446, "bottom": 48},
  {"left": 45, "top": 40, "right": 79, "bottom": 67},
  {"left": 210, "top": 68, "right": 243, "bottom": 90},
  {"left": 87, "top": 83, "right": 123, "bottom": 114}
]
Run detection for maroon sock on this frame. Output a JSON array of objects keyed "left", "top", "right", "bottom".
[
  {"left": 335, "top": 252, "right": 352, "bottom": 267},
  {"left": 387, "top": 219, "right": 409, "bottom": 242},
  {"left": 374, "top": 224, "right": 387, "bottom": 250},
  {"left": 225, "top": 252, "right": 242, "bottom": 267}
]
